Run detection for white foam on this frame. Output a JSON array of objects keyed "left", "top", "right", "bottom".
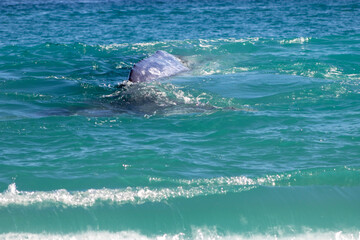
[
  {"left": 280, "top": 37, "right": 311, "bottom": 44},
  {"left": 199, "top": 37, "right": 260, "bottom": 44},
  {"left": 98, "top": 37, "right": 261, "bottom": 52},
  {"left": 0, "top": 230, "right": 359, "bottom": 240},
  {"left": 0, "top": 173, "right": 300, "bottom": 207},
  {"left": 2, "top": 168, "right": 355, "bottom": 207},
  {"left": 0, "top": 179, "right": 255, "bottom": 207},
  {"left": 0, "top": 172, "right": 287, "bottom": 207}
]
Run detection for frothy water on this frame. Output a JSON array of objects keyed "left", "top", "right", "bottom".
[
  {"left": 1, "top": 230, "right": 359, "bottom": 240},
  {"left": 1, "top": 167, "right": 358, "bottom": 207},
  {"left": 100, "top": 81, "right": 246, "bottom": 117}
]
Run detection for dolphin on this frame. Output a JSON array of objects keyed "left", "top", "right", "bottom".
[{"left": 128, "top": 50, "right": 189, "bottom": 83}]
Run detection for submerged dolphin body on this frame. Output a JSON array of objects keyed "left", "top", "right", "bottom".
[{"left": 128, "top": 50, "right": 189, "bottom": 83}]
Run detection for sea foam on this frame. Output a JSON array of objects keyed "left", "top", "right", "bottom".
[
  {"left": 0, "top": 229, "right": 359, "bottom": 240},
  {"left": 0, "top": 180, "right": 255, "bottom": 207},
  {"left": 1, "top": 167, "right": 357, "bottom": 207}
]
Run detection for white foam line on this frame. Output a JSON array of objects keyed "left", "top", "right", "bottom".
[
  {"left": 0, "top": 173, "right": 301, "bottom": 207},
  {"left": 280, "top": 37, "right": 311, "bottom": 44},
  {"left": 3, "top": 168, "right": 354, "bottom": 207},
  {"left": 0, "top": 184, "right": 202, "bottom": 207},
  {"left": 0, "top": 181, "right": 256, "bottom": 207},
  {"left": 0, "top": 230, "right": 359, "bottom": 240}
]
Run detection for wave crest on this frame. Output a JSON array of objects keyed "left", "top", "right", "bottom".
[
  {"left": 1, "top": 167, "right": 358, "bottom": 207},
  {"left": 0, "top": 229, "right": 359, "bottom": 240}
]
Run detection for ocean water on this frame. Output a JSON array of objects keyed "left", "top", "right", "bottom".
[{"left": 1, "top": 0, "right": 360, "bottom": 239}]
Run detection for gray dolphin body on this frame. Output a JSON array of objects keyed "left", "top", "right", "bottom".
[{"left": 128, "top": 50, "right": 189, "bottom": 83}]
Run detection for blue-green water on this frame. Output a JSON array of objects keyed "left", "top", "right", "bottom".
[{"left": 1, "top": 0, "right": 360, "bottom": 239}]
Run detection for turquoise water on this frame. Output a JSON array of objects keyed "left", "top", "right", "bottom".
[{"left": 1, "top": 0, "right": 360, "bottom": 239}]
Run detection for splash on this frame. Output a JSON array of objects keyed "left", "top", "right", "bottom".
[
  {"left": 280, "top": 37, "right": 311, "bottom": 45},
  {"left": 1, "top": 167, "right": 358, "bottom": 207},
  {"left": 0, "top": 179, "right": 255, "bottom": 207},
  {"left": 102, "top": 81, "right": 245, "bottom": 116},
  {"left": 0, "top": 229, "right": 358, "bottom": 240}
]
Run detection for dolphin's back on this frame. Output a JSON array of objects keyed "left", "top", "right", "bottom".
[{"left": 129, "top": 50, "right": 189, "bottom": 83}]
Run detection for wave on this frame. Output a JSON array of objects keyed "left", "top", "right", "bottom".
[
  {"left": 1, "top": 36, "right": 360, "bottom": 119},
  {"left": 0, "top": 180, "right": 255, "bottom": 207},
  {"left": 2, "top": 35, "right": 359, "bottom": 81},
  {"left": 1, "top": 167, "right": 358, "bottom": 207},
  {"left": 0, "top": 229, "right": 359, "bottom": 240}
]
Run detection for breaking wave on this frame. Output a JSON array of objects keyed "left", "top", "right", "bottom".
[
  {"left": 1, "top": 167, "right": 358, "bottom": 207},
  {"left": 0, "top": 229, "right": 359, "bottom": 240}
]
